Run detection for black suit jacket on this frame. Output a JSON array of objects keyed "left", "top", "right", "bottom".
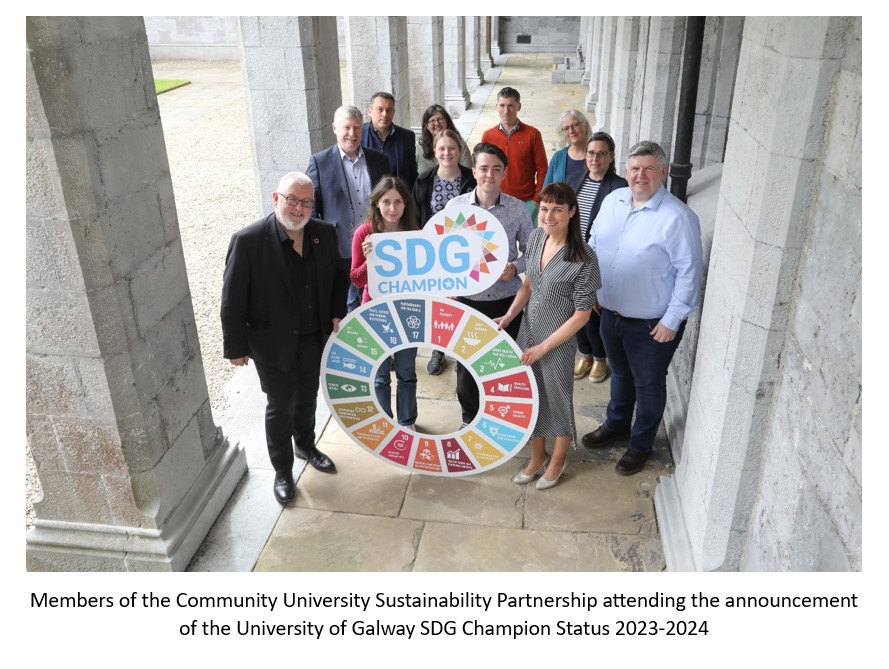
[
  {"left": 220, "top": 215, "right": 349, "bottom": 371},
  {"left": 306, "top": 144, "right": 390, "bottom": 259},
  {"left": 566, "top": 170, "right": 629, "bottom": 242}
]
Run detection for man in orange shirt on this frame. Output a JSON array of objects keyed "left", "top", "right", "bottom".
[{"left": 481, "top": 87, "right": 549, "bottom": 224}]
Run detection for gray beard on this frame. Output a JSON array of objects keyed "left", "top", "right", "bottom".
[{"left": 279, "top": 215, "right": 308, "bottom": 232}]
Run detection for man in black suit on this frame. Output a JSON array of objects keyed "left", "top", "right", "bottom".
[
  {"left": 221, "top": 172, "right": 349, "bottom": 503},
  {"left": 306, "top": 105, "right": 390, "bottom": 312},
  {"left": 361, "top": 91, "right": 418, "bottom": 189}
]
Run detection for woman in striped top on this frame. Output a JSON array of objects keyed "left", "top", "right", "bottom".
[
  {"left": 566, "top": 132, "right": 628, "bottom": 384},
  {"left": 495, "top": 183, "right": 601, "bottom": 490}
]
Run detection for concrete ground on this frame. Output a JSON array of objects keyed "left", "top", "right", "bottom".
[{"left": 158, "top": 54, "right": 674, "bottom": 572}]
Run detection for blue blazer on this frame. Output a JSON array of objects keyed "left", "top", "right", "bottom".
[
  {"left": 566, "top": 170, "right": 629, "bottom": 242},
  {"left": 306, "top": 144, "right": 390, "bottom": 259},
  {"left": 361, "top": 122, "right": 418, "bottom": 189}
]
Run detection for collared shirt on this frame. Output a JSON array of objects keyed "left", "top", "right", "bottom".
[
  {"left": 446, "top": 189, "right": 532, "bottom": 301},
  {"left": 364, "top": 123, "right": 398, "bottom": 176},
  {"left": 338, "top": 146, "right": 371, "bottom": 235},
  {"left": 274, "top": 220, "right": 320, "bottom": 335},
  {"left": 497, "top": 119, "right": 522, "bottom": 138},
  {"left": 591, "top": 185, "right": 703, "bottom": 331}
]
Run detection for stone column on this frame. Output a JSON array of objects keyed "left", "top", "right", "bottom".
[
  {"left": 407, "top": 16, "right": 445, "bottom": 132},
  {"left": 585, "top": 16, "right": 603, "bottom": 113},
  {"left": 578, "top": 16, "right": 589, "bottom": 66},
  {"left": 480, "top": 16, "right": 494, "bottom": 72},
  {"left": 609, "top": 16, "right": 641, "bottom": 171},
  {"left": 630, "top": 17, "right": 684, "bottom": 156},
  {"left": 593, "top": 17, "right": 618, "bottom": 132},
  {"left": 444, "top": 16, "right": 470, "bottom": 113},
  {"left": 491, "top": 16, "right": 501, "bottom": 57},
  {"left": 581, "top": 16, "right": 595, "bottom": 85},
  {"left": 465, "top": 16, "right": 484, "bottom": 92},
  {"left": 239, "top": 16, "right": 341, "bottom": 215},
  {"left": 655, "top": 17, "right": 862, "bottom": 571},
  {"left": 26, "top": 16, "right": 245, "bottom": 571},
  {"left": 689, "top": 17, "right": 744, "bottom": 169},
  {"left": 345, "top": 17, "right": 410, "bottom": 123}
]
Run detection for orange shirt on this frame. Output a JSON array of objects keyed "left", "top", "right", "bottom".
[{"left": 481, "top": 121, "right": 549, "bottom": 202}]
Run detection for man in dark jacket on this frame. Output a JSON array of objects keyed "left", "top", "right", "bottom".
[
  {"left": 361, "top": 92, "right": 418, "bottom": 189},
  {"left": 221, "top": 172, "right": 349, "bottom": 503}
]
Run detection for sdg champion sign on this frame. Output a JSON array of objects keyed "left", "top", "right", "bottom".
[
  {"left": 321, "top": 206, "right": 538, "bottom": 476},
  {"left": 367, "top": 206, "right": 509, "bottom": 299}
]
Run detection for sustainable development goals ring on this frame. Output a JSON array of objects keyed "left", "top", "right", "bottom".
[{"left": 321, "top": 294, "right": 539, "bottom": 476}]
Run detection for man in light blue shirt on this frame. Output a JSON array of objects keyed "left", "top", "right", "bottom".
[{"left": 582, "top": 141, "right": 703, "bottom": 475}]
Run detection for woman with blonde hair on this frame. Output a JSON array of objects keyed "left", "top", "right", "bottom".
[{"left": 542, "top": 109, "right": 592, "bottom": 187}]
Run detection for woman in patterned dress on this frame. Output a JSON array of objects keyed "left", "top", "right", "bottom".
[{"left": 495, "top": 182, "right": 601, "bottom": 489}]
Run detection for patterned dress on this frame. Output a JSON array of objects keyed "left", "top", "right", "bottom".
[{"left": 518, "top": 227, "right": 601, "bottom": 446}]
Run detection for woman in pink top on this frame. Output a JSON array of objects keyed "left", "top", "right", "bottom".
[{"left": 350, "top": 177, "right": 420, "bottom": 430}]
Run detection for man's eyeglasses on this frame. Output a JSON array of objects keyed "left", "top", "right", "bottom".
[{"left": 277, "top": 193, "right": 314, "bottom": 208}]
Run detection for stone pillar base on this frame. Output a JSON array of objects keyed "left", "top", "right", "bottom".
[
  {"left": 653, "top": 474, "right": 696, "bottom": 572},
  {"left": 445, "top": 93, "right": 470, "bottom": 114},
  {"left": 27, "top": 438, "right": 247, "bottom": 572}
]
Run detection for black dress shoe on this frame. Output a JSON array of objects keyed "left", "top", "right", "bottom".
[
  {"left": 295, "top": 446, "right": 336, "bottom": 473},
  {"left": 273, "top": 471, "right": 295, "bottom": 503},
  {"left": 615, "top": 448, "right": 650, "bottom": 476},
  {"left": 426, "top": 350, "right": 444, "bottom": 375},
  {"left": 581, "top": 423, "right": 631, "bottom": 449}
]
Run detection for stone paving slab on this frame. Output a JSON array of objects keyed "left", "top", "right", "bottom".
[
  {"left": 413, "top": 522, "right": 578, "bottom": 571},
  {"left": 254, "top": 508, "right": 423, "bottom": 572},
  {"left": 401, "top": 466, "right": 524, "bottom": 529},
  {"left": 574, "top": 532, "right": 666, "bottom": 572},
  {"left": 295, "top": 435, "right": 411, "bottom": 518},
  {"left": 523, "top": 460, "right": 662, "bottom": 536},
  {"left": 187, "top": 468, "right": 276, "bottom": 572}
]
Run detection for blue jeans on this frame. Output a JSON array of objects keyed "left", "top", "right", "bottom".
[
  {"left": 576, "top": 308, "right": 606, "bottom": 359},
  {"left": 346, "top": 283, "right": 362, "bottom": 313},
  {"left": 599, "top": 309, "right": 685, "bottom": 453},
  {"left": 375, "top": 348, "right": 418, "bottom": 426}
]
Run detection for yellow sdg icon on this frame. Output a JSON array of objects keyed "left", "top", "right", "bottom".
[
  {"left": 322, "top": 294, "right": 538, "bottom": 475},
  {"left": 322, "top": 206, "right": 538, "bottom": 475}
]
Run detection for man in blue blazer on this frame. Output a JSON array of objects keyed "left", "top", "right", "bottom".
[
  {"left": 221, "top": 172, "right": 349, "bottom": 503},
  {"left": 361, "top": 92, "right": 418, "bottom": 189},
  {"left": 307, "top": 105, "right": 390, "bottom": 311}
]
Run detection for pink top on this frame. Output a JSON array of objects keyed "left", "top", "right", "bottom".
[{"left": 349, "top": 221, "right": 374, "bottom": 304}]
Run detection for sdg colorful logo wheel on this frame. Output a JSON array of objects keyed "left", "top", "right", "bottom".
[{"left": 322, "top": 294, "right": 539, "bottom": 476}]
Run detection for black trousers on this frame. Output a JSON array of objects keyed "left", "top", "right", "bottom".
[
  {"left": 455, "top": 295, "right": 523, "bottom": 424},
  {"left": 253, "top": 332, "right": 323, "bottom": 473}
]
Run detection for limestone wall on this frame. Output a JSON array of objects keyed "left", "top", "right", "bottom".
[
  {"left": 144, "top": 16, "right": 239, "bottom": 59},
  {"left": 661, "top": 16, "right": 862, "bottom": 572},
  {"left": 497, "top": 16, "right": 580, "bottom": 53},
  {"left": 742, "top": 17, "right": 861, "bottom": 571}
]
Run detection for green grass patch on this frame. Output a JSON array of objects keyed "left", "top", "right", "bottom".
[{"left": 155, "top": 79, "right": 190, "bottom": 95}]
